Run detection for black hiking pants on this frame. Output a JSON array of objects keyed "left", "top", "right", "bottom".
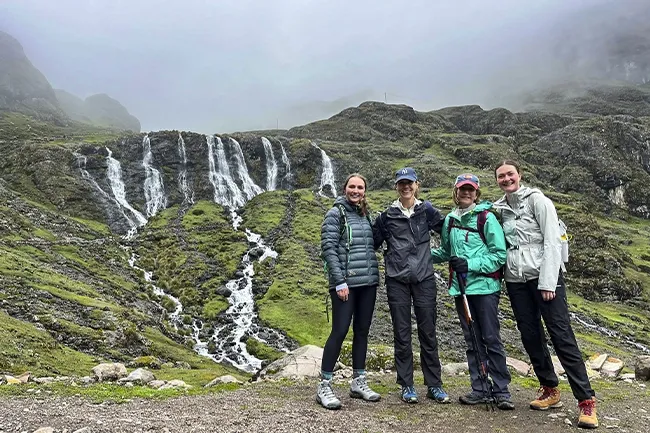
[
  {"left": 321, "top": 285, "right": 377, "bottom": 373},
  {"left": 506, "top": 273, "right": 595, "bottom": 401},
  {"left": 454, "top": 292, "right": 511, "bottom": 397},
  {"left": 386, "top": 276, "right": 443, "bottom": 387}
]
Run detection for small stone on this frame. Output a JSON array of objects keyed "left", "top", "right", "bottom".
[
  {"left": 32, "top": 428, "right": 54, "bottom": 433},
  {"left": 564, "top": 418, "right": 572, "bottom": 426}
]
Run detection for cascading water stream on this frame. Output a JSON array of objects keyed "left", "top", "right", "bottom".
[
  {"left": 280, "top": 143, "right": 292, "bottom": 184},
  {"left": 106, "top": 147, "right": 147, "bottom": 238},
  {"left": 74, "top": 153, "right": 138, "bottom": 233},
  {"left": 569, "top": 312, "right": 649, "bottom": 353},
  {"left": 311, "top": 142, "right": 336, "bottom": 197},
  {"left": 206, "top": 135, "right": 245, "bottom": 210},
  {"left": 177, "top": 133, "right": 194, "bottom": 205},
  {"left": 261, "top": 137, "right": 278, "bottom": 191},
  {"left": 229, "top": 137, "right": 263, "bottom": 200},
  {"left": 128, "top": 253, "right": 183, "bottom": 326},
  {"left": 142, "top": 135, "right": 168, "bottom": 217}
]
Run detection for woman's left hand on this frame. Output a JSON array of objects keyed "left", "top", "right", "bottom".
[{"left": 540, "top": 290, "right": 556, "bottom": 302}]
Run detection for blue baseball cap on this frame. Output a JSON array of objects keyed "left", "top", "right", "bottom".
[
  {"left": 395, "top": 167, "right": 417, "bottom": 184},
  {"left": 455, "top": 173, "right": 480, "bottom": 189}
]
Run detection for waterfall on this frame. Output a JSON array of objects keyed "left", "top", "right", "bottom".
[
  {"left": 261, "top": 137, "right": 278, "bottom": 191},
  {"left": 311, "top": 142, "right": 337, "bottom": 197},
  {"left": 569, "top": 312, "right": 649, "bottom": 353},
  {"left": 128, "top": 253, "right": 183, "bottom": 327},
  {"left": 280, "top": 143, "right": 291, "bottom": 183},
  {"left": 206, "top": 135, "right": 245, "bottom": 209},
  {"left": 177, "top": 133, "right": 194, "bottom": 205},
  {"left": 229, "top": 137, "right": 263, "bottom": 200},
  {"left": 75, "top": 152, "right": 137, "bottom": 230},
  {"left": 142, "top": 135, "right": 168, "bottom": 217},
  {"left": 105, "top": 147, "right": 147, "bottom": 235},
  {"left": 202, "top": 229, "right": 291, "bottom": 372}
]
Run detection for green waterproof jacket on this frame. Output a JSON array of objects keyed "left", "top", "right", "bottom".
[{"left": 431, "top": 201, "right": 506, "bottom": 297}]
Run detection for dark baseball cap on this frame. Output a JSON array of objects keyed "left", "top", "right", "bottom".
[{"left": 395, "top": 167, "right": 417, "bottom": 184}]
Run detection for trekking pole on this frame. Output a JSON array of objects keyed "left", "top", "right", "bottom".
[{"left": 458, "top": 273, "right": 495, "bottom": 411}]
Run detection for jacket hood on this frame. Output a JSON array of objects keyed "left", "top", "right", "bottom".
[
  {"left": 493, "top": 185, "right": 542, "bottom": 209},
  {"left": 450, "top": 200, "right": 493, "bottom": 220}
]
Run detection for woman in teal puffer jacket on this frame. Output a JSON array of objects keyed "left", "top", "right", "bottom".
[
  {"left": 431, "top": 173, "right": 514, "bottom": 410},
  {"left": 316, "top": 173, "right": 380, "bottom": 410}
]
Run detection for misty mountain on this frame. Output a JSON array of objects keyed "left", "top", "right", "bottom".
[
  {"left": 55, "top": 90, "right": 141, "bottom": 132},
  {"left": 0, "top": 30, "right": 65, "bottom": 123},
  {"left": 0, "top": 29, "right": 140, "bottom": 132}
]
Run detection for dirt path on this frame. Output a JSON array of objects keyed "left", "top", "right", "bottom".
[{"left": 0, "top": 379, "right": 648, "bottom": 433}]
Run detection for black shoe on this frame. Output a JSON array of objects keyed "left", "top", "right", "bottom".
[
  {"left": 495, "top": 396, "right": 515, "bottom": 410},
  {"left": 459, "top": 392, "right": 491, "bottom": 405}
]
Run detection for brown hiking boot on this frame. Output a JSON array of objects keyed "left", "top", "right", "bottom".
[
  {"left": 578, "top": 397, "right": 598, "bottom": 429},
  {"left": 530, "top": 385, "right": 563, "bottom": 410}
]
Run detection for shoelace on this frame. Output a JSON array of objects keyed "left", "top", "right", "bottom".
[
  {"left": 320, "top": 382, "right": 336, "bottom": 399},
  {"left": 578, "top": 400, "right": 594, "bottom": 416},
  {"left": 356, "top": 377, "right": 372, "bottom": 393},
  {"left": 537, "top": 386, "right": 553, "bottom": 401},
  {"left": 403, "top": 386, "right": 416, "bottom": 396}
]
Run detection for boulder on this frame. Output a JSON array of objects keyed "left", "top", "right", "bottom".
[
  {"left": 635, "top": 355, "right": 650, "bottom": 381},
  {"left": 122, "top": 368, "right": 155, "bottom": 385},
  {"left": 259, "top": 345, "right": 323, "bottom": 379},
  {"left": 551, "top": 356, "right": 566, "bottom": 376},
  {"left": 600, "top": 357, "right": 624, "bottom": 377},
  {"left": 589, "top": 353, "right": 608, "bottom": 370},
  {"left": 506, "top": 357, "right": 531, "bottom": 376},
  {"left": 442, "top": 362, "right": 469, "bottom": 376},
  {"left": 33, "top": 377, "right": 55, "bottom": 385},
  {"left": 92, "top": 363, "right": 127, "bottom": 382},
  {"left": 148, "top": 380, "right": 166, "bottom": 389},
  {"left": 158, "top": 379, "right": 191, "bottom": 390},
  {"left": 205, "top": 375, "right": 243, "bottom": 387},
  {"left": 4, "top": 375, "right": 22, "bottom": 385}
]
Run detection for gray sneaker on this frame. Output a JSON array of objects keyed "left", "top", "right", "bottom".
[
  {"left": 316, "top": 379, "right": 342, "bottom": 410},
  {"left": 349, "top": 375, "right": 381, "bottom": 402}
]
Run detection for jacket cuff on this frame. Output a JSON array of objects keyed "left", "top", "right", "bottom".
[{"left": 335, "top": 283, "right": 348, "bottom": 292}]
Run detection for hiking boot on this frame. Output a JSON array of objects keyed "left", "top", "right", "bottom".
[
  {"left": 401, "top": 385, "right": 418, "bottom": 404},
  {"left": 577, "top": 397, "right": 598, "bottom": 429},
  {"left": 495, "top": 395, "right": 515, "bottom": 410},
  {"left": 427, "top": 386, "right": 451, "bottom": 404},
  {"left": 350, "top": 375, "right": 381, "bottom": 402},
  {"left": 316, "top": 379, "right": 341, "bottom": 410},
  {"left": 459, "top": 391, "right": 491, "bottom": 405},
  {"left": 530, "top": 386, "right": 563, "bottom": 410}
]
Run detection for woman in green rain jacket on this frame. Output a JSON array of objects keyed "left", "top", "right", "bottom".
[{"left": 431, "top": 173, "right": 514, "bottom": 410}]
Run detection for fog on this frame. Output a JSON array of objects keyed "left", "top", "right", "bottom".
[{"left": 0, "top": 0, "right": 644, "bottom": 132}]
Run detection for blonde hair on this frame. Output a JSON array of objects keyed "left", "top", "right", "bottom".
[{"left": 343, "top": 173, "right": 369, "bottom": 216}]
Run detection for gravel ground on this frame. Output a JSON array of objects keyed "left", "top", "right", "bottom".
[{"left": 0, "top": 379, "right": 648, "bottom": 433}]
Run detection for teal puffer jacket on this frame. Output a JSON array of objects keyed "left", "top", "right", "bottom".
[
  {"left": 321, "top": 197, "right": 379, "bottom": 290},
  {"left": 431, "top": 201, "right": 506, "bottom": 296}
]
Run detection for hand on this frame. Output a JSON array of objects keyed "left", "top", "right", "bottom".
[
  {"left": 450, "top": 256, "right": 468, "bottom": 274},
  {"left": 540, "top": 290, "right": 556, "bottom": 301},
  {"left": 337, "top": 287, "right": 349, "bottom": 302}
]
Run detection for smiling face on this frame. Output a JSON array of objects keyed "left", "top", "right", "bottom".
[
  {"left": 344, "top": 176, "right": 366, "bottom": 205},
  {"left": 495, "top": 164, "right": 522, "bottom": 194},
  {"left": 456, "top": 184, "right": 478, "bottom": 208},
  {"left": 396, "top": 180, "right": 418, "bottom": 203}
]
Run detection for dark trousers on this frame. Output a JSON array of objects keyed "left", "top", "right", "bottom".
[
  {"left": 454, "top": 292, "right": 511, "bottom": 397},
  {"left": 506, "top": 274, "right": 595, "bottom": 401},
  {"left": 386, "top": 277, "right": 442, "bottom": 387},
  {"left": 321, "top": 285, "right": 377, "bottom": 373}
]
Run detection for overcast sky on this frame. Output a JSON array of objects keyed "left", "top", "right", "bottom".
[{"left": 0, "top": 0, "right": 629, "bottom": 132}]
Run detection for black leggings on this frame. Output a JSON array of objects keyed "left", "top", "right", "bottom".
[{"left": 321, "top": 285, "right": 377, "bottom": 373}]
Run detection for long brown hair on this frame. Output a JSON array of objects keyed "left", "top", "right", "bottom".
[{"left": 343, "top": 173, "right": 369, "bottom": 216}]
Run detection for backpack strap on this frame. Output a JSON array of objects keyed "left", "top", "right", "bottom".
[
  {"left": 335, "top": 203, "right": 351, "bottom": 253},
  {"left": 446, "top": 209, "right": 502, "bottom": 281}
]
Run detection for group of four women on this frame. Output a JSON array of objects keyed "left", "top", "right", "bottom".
[{"left": 318, "top": 161, "right": 598, "bottom": 429}]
